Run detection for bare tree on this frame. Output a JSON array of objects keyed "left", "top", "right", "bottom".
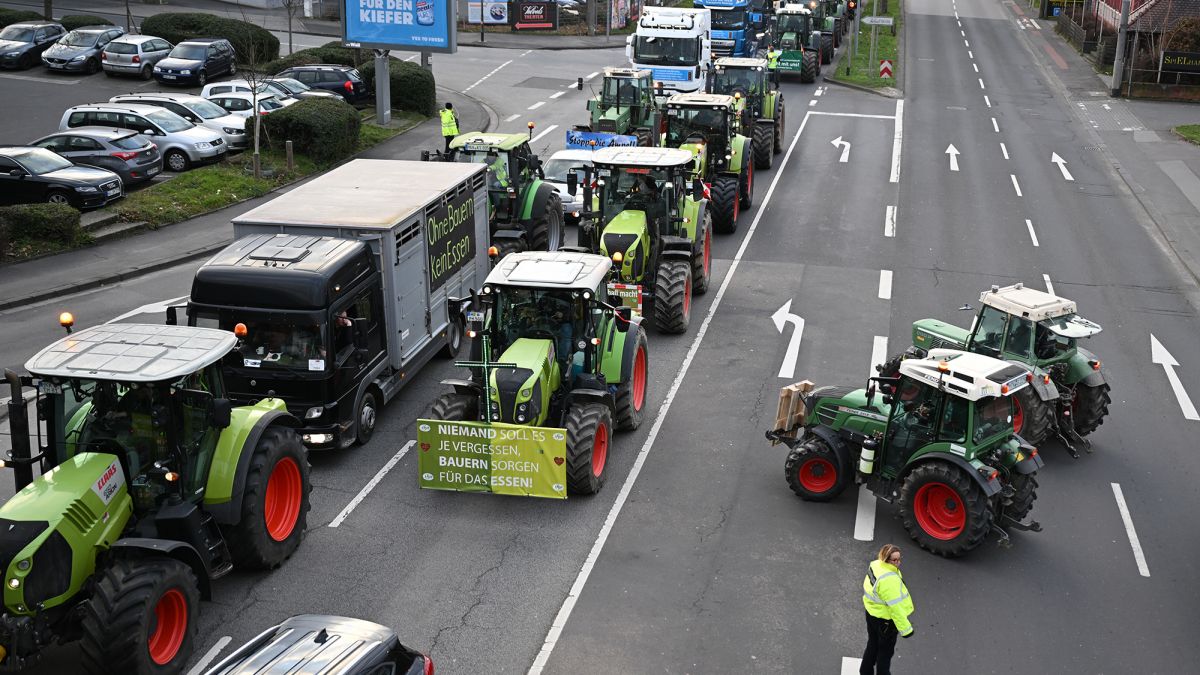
[
  {"left": 234, "top": 8, "right": 283, "bottom": 179},
  {"left": 281, "top": 0, "right": 304, "bottom": 55},
  {"left": 43, "top": 1, "right": 52, "bottom": 21}
]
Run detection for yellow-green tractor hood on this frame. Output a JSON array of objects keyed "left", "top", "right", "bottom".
[
  {"left": 600, "top": 209, "right": 649, "bottom": 284},
  {"left": 489, "top": 338, "right": 562, "bottom": 425}
]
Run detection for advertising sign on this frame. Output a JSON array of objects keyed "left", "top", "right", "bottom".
[
  {"left": 1161, "top": 51, "right": 1200, "bottom": 74},
  {"left": 426, "top": 184, "right": 476, "bottom": 291},
  {"left": 343, "top": 0, "right": 457, "bottom": 54},
  {"left": 512, "top": 1, "right": 559, "bottom": 31},
  {"left": 565, "top": 129, "right": 639, "bottom": 150},
  {"left": 468, "top": 1, "right": 509, "bottom": 24},
  {"left": 417, "top": 419, "right": 568, "bottom": 499},
  {"left": 607, "top": 282, "right": 644, "bottom": 313}
]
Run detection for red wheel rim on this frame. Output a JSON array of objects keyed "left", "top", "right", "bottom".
[
  {"left": 702, "top": 226, "right": 711, "bottom": 276},
  {"left": 747, "top": 162, "right": 753, "bottom": 197},
  {"left": 683, "top": 275, "right": 692, "bottom": 316},
  {"left": 264, "top": 456, "right": 302, "bottom": 542},
  {"left": 148, "top": 588, "right": 187, "bottom": 665},
  {"left": 631, "top": 346, "right": 647, "bottom": 411},
  {"left": 798, "top": 457, "right": 836, "bottom": 493},
  {"left": 591, "top": 422, "right": 608, "bottom": 477},
  {"left": 1012, "top": 396, "right": 1025, "bottom": 433},
  {"left": 913, "top": 482, "right": 966, "bottom": 540},
  {"left": 732, "top": 185, "right": 739, "bottom": 222}
]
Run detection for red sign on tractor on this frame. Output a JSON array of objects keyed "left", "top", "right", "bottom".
[{"left": 879, "top": 59, "right": 894, "bottom": 78}]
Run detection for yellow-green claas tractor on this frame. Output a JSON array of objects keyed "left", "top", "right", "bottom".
[
  {"left": 662, "top": 93, "right": 754, "bottom": 234},
  {"left": 0, "top": 321, "right": 310, "bottom": 673},
  {"left": 707, "top": 56, "right": 786, "bottom": 170}
]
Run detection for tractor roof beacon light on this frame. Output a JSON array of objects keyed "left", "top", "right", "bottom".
[
  {"left": 234, "top": 322, "right": 248, "bottom": 338},
  {"left": 528, "top": 121, "right": 536, "bottom": 140},
  {"left": 59, "top": 312, "right": 75, "bottom": 334}
]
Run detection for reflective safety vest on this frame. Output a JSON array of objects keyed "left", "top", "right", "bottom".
[
  {"left": 767, "top": 49, "right": 781, "bottom": 69},
  {"left": 862, "top": 559, "right": 914, "bottom": 636},
  {"left": 440, "top": 108, "right": 459, "bottom": 137}
]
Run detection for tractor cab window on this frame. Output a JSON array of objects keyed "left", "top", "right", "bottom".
[
  {"left": 65, "top": 380, "right": 166, "bottom": 490},
  {"left": 665, "top": 107, "right": 728, "bottom": 151},
  {"left": 712, "top": 67, "right": 758, "bottom": 95},
  {"left": 599, "top": 167, "right": 669, "bottom": 220},
  {"left": 495, "top": 288, "right": 585, "bottom": 366},
  {"left": 457, "top": 149, "right": 511, "bottom": 191},
  {"left": 969, "top": 305, "right": 1007, "bottom": 357},
  {"left": 938, "top": 396, "right": 969, "bottom": 443},
  {"left": 1034, "top": 320, "right": 1073, "bottom": 360},
  {"left": 973, "top": 396, "right": 1013, "bottom": 443},
  {"left": 171, "top": 366, "right": 223, "bottom": 495},
  {"left": 885, "top": 379, "right": 938, "bottom": 465},
  {"left": 777, "top": 14, "right": 810, "bottom": 35},
  {"left": 604, "top": 77, "right": 643, "bottom": 106},
  {"left": 1004, "top": 316, "right": 1034, "bottom": 360}
]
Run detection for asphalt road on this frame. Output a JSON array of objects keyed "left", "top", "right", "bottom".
[{"left": 2, "top": 1, "right": 1200, "bottom": 673}]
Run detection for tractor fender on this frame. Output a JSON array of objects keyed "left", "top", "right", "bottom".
[
  {"left": 660, "top": 234, "right": 693, "bottom": 257},
  {"left": 109, "top": 538, "right": 212, "bottom": 600},
  {"left": 1070, "top": 346, "right": 1106, "bottom": 386},
  {"left": 565, "top": 387, "right": 615, "bottom": 413},
  {"left": 756, "top": 117, "right": 776, "bottom": 128},
  {"left": 762, "top": 91, "right": 779, "bottom": 120},
  {"left": 440, "top": 378, "right": 481, "bottom": 397},
  {"left": 1027, "top": 366, "right": 1060, "bottom": 402},
  {"left": 806, "top": 424, "right": 853, "bottom": 477},
  {"left": 205, "top": 408, "right": 300, "bottom": 526},
  {"left": 520, "top": 180, "right": 559, "bottom": 224},
  {"left": 681, "top": 198, "right": 705, "bottom": 242},
  {"left": 491, "top": 228, "right": 528, "bottom": 245},
  {"left": 729, "top": 135, "right": 751, "bottom": 174},
  {"left": 617, "top": 325, "right": 648, "bottom": 385},
  {"left": 598, "top": 314, "right": 645, "bottom": 385},
  {"left": 904, "top": 452, "right": 1003, "bottom": 497}
]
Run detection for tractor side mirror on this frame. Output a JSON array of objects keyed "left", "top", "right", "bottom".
[
  {"left": 211, "top": 398, "right": 232, "bottom": 429},
  {"left": 865, "top": 384, "right": 876, "bottom": 408},
  {"left": 614, "top": 306, "right": 632, "bottom": 332},
  {"left": 567, "top": 170, "right": 578, "bottom": 196},
  {"left": 692, "top": 177, "right": 705, "bottom": 201}
]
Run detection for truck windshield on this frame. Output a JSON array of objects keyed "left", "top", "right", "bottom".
[
  {"left": 710, "top": 9, "right": 747, "bottom": 30},
  {"left": 634, "top": 36, "right": 699, "bottom": 66},
  {"left": 192, "top": 310, "right": 327, "bottom": 372},
  {"left": 665, "top": 107, "right": 727, "bottom": 147},
  {"left": 973, "top": 396, "right": 1013, "bottom": 443}
]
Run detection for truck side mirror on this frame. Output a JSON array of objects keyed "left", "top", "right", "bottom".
[
  {"left": 211, "top": 398, "right": 232, "bottom": 429},
  {"left": 567, "top": 170, "right": 578, "bottom": 196}
]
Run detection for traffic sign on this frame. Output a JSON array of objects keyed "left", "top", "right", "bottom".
[
  {"left": 879, "top": 59, "right": 893, "bottom": 78},
  {"left": 862, "top": 16, "right": 895, "bottom": 26}
]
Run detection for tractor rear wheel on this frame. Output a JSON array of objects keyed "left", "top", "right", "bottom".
[
  {"left": 820, "top": 34, "right": 834, "bottom": 64},
  {"left": 565, "top": 403, "right": 614, "bottom": 495},
  {"left": 1005, "top": 473, "right": 1039, "bottom": 521},
  {"left": 228, "top": 426, "right": 311, "bottom": 570},
  {"left": 635, "top": 128, "right": 653, "bottom": 146},
  {"left": 753, "top": 124, "right": 774, "bottom": 170},
  {"left": 82, "top": 557, "right": 198, "bottom": 675},
  {"left": 494, "top": 238, "right": 526, "bottom": 260},
  {"left": 784, "top": 435, "right": 848, "bottom": 501},
  {"left": 1072, "top": 382, "right": 1111, "bottom": 436},
  {"left": 800, "top": 51, "right": 819, "bottom": 84},
  {"left": 739, "top": 153, "right": 754, "bottom": 209},
  {"left": 900, "top": 462, "right": 992, "bottom": 557},
  {"left": 429, "top": 392, "right": 479, "bottom": 421},
  {"left": 653, "top": 260, "right": 692, "bottom": 334},
  {"left": 773, "top": 101, "right": 785, "bottom": 155},
  {"left": 710, "top": 174, "right": 740, "bottom": 234},
  {"left": 614, "top": 328, "right": 649, "bottom": 430},
  {"left": 691, "top": 211, "right": 712, "bottom": 295},
  {"left": 525, "top": 191, "right": 564, "bottom": 252},
  {"left": 1013, "top": 386, "right": 1054, "bottom": 445}
]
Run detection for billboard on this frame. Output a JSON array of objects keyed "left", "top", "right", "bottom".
[
  {"left": 1161, "top": 51, "right": 1200, "bottom": 74},
  {"left": 467, "top": 1, "right": 509, "bottom": 24},
  {"left": 417, "top": 419, "right": 568, "bottom": 499},
  {"left": 343, "top": 0, "right": 457, "bottom": 54},
  {"left": 512, "top": 1, "right": 559, "bottom": 31}
]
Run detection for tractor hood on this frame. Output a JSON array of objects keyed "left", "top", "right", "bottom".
[
  {"left": 490, "top": 338, "right": 561, "bottom": 425},
  {"left": 679, "top": 142, "right": 708, "bottom": 176},
  {"left": 600, "top": 209, "right": 648, "bottom": 283},
  {"left": 596, "top": 105, "right": 631, "bottom": 133}
]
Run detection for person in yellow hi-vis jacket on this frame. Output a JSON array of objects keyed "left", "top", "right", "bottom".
[
  {"left": 440, "top": 101, "right": 459, "bottom": 155},
  {"left": 860, "top": 544, "right": 914, "bottom": 675}
]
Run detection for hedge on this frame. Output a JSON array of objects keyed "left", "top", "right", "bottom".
[
  {"left": 140, "top": 13, "right": 279, "bottom": 64},
  {"left": 0, "top": 204, "right": 83, "bottom": 246},
  {"left": 0, "top": 9, "right": 44, "bottom": 27},
  {"left": 248, "top": 98, "right": 362, "bottom": 164},
  {"left": 261, "top": 44, "right": 367, "bottom": 75},
  {"left": 359, "top": 59, "right": 436, "bottom": 116},
  {"left": 60, "top": 15, "right": 114, "bottom": 31}
]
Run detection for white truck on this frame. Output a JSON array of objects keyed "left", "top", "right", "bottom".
[{"left": 627, "top": 6, "right": 713, "bottom": 98}]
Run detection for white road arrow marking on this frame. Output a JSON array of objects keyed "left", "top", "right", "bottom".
[
  {"left": 1151, "top": 334, "right": 1199, "bottom": 420},
  {"left": 1051, "top": 152, "right": 1075, "bottom": 181},
  {"left": 831, "top": 135, "right": 851, "bottom": 162},
  {"left": 772, "top": 299, "right": 806, "bottom": 379},
  {"left": 946, "top": 144, "right": 960, "bottom": 172}
]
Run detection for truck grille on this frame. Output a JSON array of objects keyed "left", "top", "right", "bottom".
[
  {"left": 598, "top": 119, "right": 618, "bottom": 132},
  {"left": 712, "top": 40, "right": 735, "bottom": 56},
  {"left": 100, "top": 180, "right": 120, "bottom": 192}
]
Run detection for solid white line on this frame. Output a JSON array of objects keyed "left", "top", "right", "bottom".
[
  {"left": 549, "top": 90, "right": 565, "bottom": 99},
  {"left": 528, "top": 101, "right": 546, "bottom": 110},
  {"left": 809, "top": 111, "right": 896, "bottom": 120},
  {"left": 530, "top": 124, "right": 559, "bottom": 144},
  {"left": 1111, "top": 483, "right": 1151, "bottom": 577},
  {"left": 1025, "top": 219, "right": 1040, "bottom": 247},
  {"left": 1011, "top": 174, "right": 1023, "bottom": 196},
  {"left": 979, "top": 78, "right": 986, "bottom": 89},
  {"left": 1042, "top": 273, "right": 1055, "bottom": 296},
  {"left": 0, "top": 72, "right": 79, "bottom": 85},
  {"left": 528, "top": 110, "right": 819, "bottom": 675},
  {"left": 1001, "top": 142, "right": 1009, "bottom": 159},
  {"left": 106, "top": 295, "right": 189, "bottom": 324},
  {"left": 884, "top": 205, "right": 896, "bottom": 237},
  {"left": 521, "top": 49, "right": 533, "bottom": 56},
  {"left": 404, "top": 54, "right": 418, "bottom": 62},
  {"left": 504, "top": 114, "right": 521, "bottom": 122},
  {"left": 328, "top": 441, "right": 415, "bottom": 528},
  {"left": 584, "top": 71, "right": 599, "bottom": 80},
  {"left": 854, "top": 334, "right": 889, "bottom": 541},
  {"left": 878, "top": 270, "right": 893, "bottom": 300},
  {"left": 973, "top": 63, "right": 979, "bottom": 73},
  {"left": 984, "top": 94, "right": 992, "bottom": 107},
  {"left": 186, "top": 636, "right": 232, "bottom": 675},
  {"left": 463, "top": 59, "right": 513, "bottom": 93},
  {"left": 890, "top": 99, "right": 904, "bottom": 183},
  {"left": 992, "top": 117, "right": 1000, "bottom": 133},
  {"left": 842, "top": 657, "right": 864, "bottom": 675}
]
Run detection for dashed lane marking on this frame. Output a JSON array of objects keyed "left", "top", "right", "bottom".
[
  {"left": 528, "top": 101, "right": 545, "bottom": 110},
  {"left": 505, "top": 114, "right": 521, "bottom": 122},
  {"left": 530, "top": 124, "right": 559, "bottom": 144},
  {"left": 984, "top": 94, "right": 991, "bottom": 107},
  {"left": 329, "top": 441, "right": 414, "bottom": 528},
  {"left": 1011, "top": 174, "right": 1023, "bottom": 196},
  {"left": 1025, "top": 219, "right": 1040, "bottom": 247},
  {"left": 463, "top": 59, "right": 513, "bottom": 93},
  {"left": 584, "top": 71, "right": 599, "bottom": 80},
  {"left": 968, "top": 50, "right": 974, "bottom": 59},
  {"left": 884, "top": 205, "right": 896, "bottom": 237},
  {"left": 992, "top": 117, "right": 999, "bottom": 133},
  {"left": 549, "top": 90, "right": 565, "bottom": 99},
  {"left": 810, "top": 99, "right": 818, "bottom": 106},
  {"left": 973, "top": 63, "right": 979, "bottom": 73},
  {"left": 878, "top": 270, "right": 893, "bottom": 300},
  {"left": 842, "top": 657, "right": 864, "bottom": 675},
  {"left": 1042, "top": 273, "right": 1055, "bottom": 295},
  {"left": 979, "top": 78, "right": 986, "bottom": 89},
  {"left": 1001, "top": 142, "right": 1009, "bottom": 159},
  {"left": 1112, "top": 483, "right": 1151, "bottom": 577},
  {"left": 854, "top": 335, "right": 889, "bottom": 541}
]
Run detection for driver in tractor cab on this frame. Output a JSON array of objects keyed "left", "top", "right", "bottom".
[
  {"left": 487, "top": 152, "right": 510, "bottom": 191},
  {"left": 618, "top": 78, "right": 639, "bottom": 105}
]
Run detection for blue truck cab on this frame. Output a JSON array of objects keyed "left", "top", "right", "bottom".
[{"left": 695, "top": 0, "right": 770, "bottom": 58}]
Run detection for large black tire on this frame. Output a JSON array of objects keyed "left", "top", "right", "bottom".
[
  {"left": 1072, "top": 382, "right": 1111, "bottom": 436},
  {"left": 899, "top": 462, "right": 992, "bottom": 558},
  {"left": 429, "top": 392, "right": 478, "bottom": 421},
  {"left": 525, "top": 191, "right": 564, "bottom": 252},
  {"left": 227, "top": 426, "right": 311, "bottom": 570},
  {"left": 820, "top": 34, "right": 834, "bottom": 64},
  {"left": 1005, "top": 473, "right": 1038, "bottom": 521},
  {"left": 800, "top": 50, "right": 819, "bottom": 84},
  {"left": 565, "top": 403, "right": 613, "bottom": 495},
  {"left": 493, "top": 238, "right": 525, "bottom": 261},
  {"left": 653, "top": 259, "right": 692, "bottom": 334},
  {"left": 355, "top": 388, "right": 380, "bottom": 445},
  {"left": 773, "top": 100, "right": 785, "bottom": 155},
  {"left": 81, "top": 557, "right": 199, "bottom": 675},
  {"left": 1013, "top": 386, "right": 1054, "bottom": 446},
  {"left": 784, "top": 435, "right": 849, "bottom": 502},
  {"left": 613, "top": 328, "right": 649, "bottom": 431},
  {"left": 739, "top": 152, "right": 754, "bottom": 209},
  {"left": 440, "top": 312, "right": 464, "bottom": 358},
  {"left": 710, "top": 174, "right": 740, "bottom": 234},
  {"left": 635, "top": 128, "right": 653, "bottom": 147},
  {"left": 691, "top": 210, "right": 711, "bottom": 295},
  {"left": 752, "top": 124, "right": 774, "bottom": 170}
]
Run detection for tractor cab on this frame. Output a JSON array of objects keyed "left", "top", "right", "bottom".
[
  {"left": 663, "top": 93, "right": 740, "bottom": 178},
  {"left": 595, "top": 68, "right": 655, "bottom": 125},
  {"left": 709, "top": 57, "right": 769, "bottom": 102},
  {"left": 774, "top": 4, "right": 816, "bottom": 47},
  {"left": 964, "top": 283, "right": 1102, "bottom": 367},
  {"left": 449, "top": 132, "right": 542, "bottom": 224}
]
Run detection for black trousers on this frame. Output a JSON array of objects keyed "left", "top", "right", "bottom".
[
  {"left": 443, "top": 134, "right": 453, "bottom": 154},
  {"left": 860, "top": 611, "right": 899, "bottom": 675}
]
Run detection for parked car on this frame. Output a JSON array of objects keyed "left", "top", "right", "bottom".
[
  {"left": 110, "top": 92, "right": 248, "bottom": 150},
  {"left": 31, "top": 127, "right": 162, "bottom": 186},
  {"left": 201, "top": 79, "right": 298, "bottom": 107},
  {"left": 41, "top": 25, "right": 125, "bottom": 74},
  {"left": 276, "top": 64, "right": 370, "bottom": 103},
  {"left": 102, "top": 34, "right": 172, "bottom": 79},
  {"left": 206, "top": 91, "right": 285, "bottom": 118},
  {"left": 0, "top": 146, "right": 122, "bottom": 208},
  {"left": 204, "top": 615, "right": 433, "bottom": 675},
  {"left": 266, "top": 76, "right": 345, "bottom": 102},
  {"left": 60, "top": 103, "right": 226, "bottom": 172},
  {"left": 0, "top": 21, "right": 65, "bottom": 70},
  {"left": 153, "top": 37, "right": 235, "bottom": 86},
  {"left": 542, "top": 149, "right": 594, "bottom": 224}
]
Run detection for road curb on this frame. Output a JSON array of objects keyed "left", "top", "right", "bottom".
[{"left": 822, "top": 75, "right": 903, "bottom": 99}]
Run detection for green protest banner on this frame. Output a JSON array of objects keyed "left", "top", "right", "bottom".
[{"left": 416, "top": 419, "right": 568, "bottom": 499}]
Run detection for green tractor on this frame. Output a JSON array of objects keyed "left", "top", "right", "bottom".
[
  {"left": 576, "top": 67, "right": 662, "bottom": 147},
  {"left": 769, "top": 3, "right": 823, "bottom": 83},
  {"left": 804, "top": 0, "right": 841, "bottom": 62},
  {"left": 430, "top": 132, "right": 565, "bottom": 258},
  {"left": 877, "top": 283, "right": 1110, "bottom": 457},
  {"left": 708, "top": 56, "right": 786, "bottom": 170},
  {"left": 768, "top": 349, "right": 1044, "bottom": 557},
  {"left": 569, "top": 146, "right": 712, "bottom": 334},
  {"left": 0, "top": 322, "right": 310, "bottom": 673},
  {"left": 662, "top": 92, "right": 754, "bottom": 234},
  {"left": 429, "top": 251, "right": 650, "bottom": 495}
]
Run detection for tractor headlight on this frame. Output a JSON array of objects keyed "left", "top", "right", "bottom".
[
  {"left": 15, "top": 559, "right": 30, "bottom": 571},
  {"left": 517, "top": 414, "right": 526, "bottom": 422},
  {"left": 492, "top": 412, "right": 501, "bottom": 421},
  {"left": 305, "top": 406, "right": 323, "bottom": 420},
  {"left": 577, "top": 339, "right": 588, "bottom": 351},
  {"left": 520, "top": 389, "right": 532, "bottom": 398},
  {"left": 8, "top": 578, "right": 19, "bottom": 589},
  {"left": 518, "top": 402, "right": 528, "bottom": 413}
]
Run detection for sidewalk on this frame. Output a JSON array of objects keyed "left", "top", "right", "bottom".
[{"left": 0, "top": 87, "right": 490, "bottom": 312}]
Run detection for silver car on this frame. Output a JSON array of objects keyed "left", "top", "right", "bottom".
[
  {"left": 110, "top": 92, "right": 248, "bottom": 150},
  {"left": 542, "top": 149, "right": 594, "bottom": 224},
  {"left": 102, "top": 34, "right": 172, "bottom": 79},
  {"left": 60, "top": 103, "right": 226, "bottom": 172},
  {"left": 41, "top": 25, "right": 125, "bottom": 74}
]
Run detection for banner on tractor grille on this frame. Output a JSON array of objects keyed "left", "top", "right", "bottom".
[
  {"left": 417, "top": 420, "right": 568, "bottom": 499},
  {"left": 565, "top": 130, "right": 639, "bottom": 150},
  {"left": 511, "top": 1, "right": 559, "bottom": 31},
  {"left": 607, "top": 282, "right": 644, "bottom": 314}
]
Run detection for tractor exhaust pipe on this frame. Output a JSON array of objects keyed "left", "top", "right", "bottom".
[{"left": 4, "top": 369, "right": 34, "bottom": 491}]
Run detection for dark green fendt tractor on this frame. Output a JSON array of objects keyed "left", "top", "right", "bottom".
[
  {"left": 569, "top": 146, "right": 712, "bottom": 334},
  {"left": 0, "top": 322, "right": 310, "bottom": 673},
  {"left": 576, "top": 67, "right": 662, "bottom": 147},
  {"left": 768, "top": 349, "right": 1044, "bottom": 557},
  {"left": 805, "top": 0, "right": 844, "bottom": 62},
  {"left": 878, "top": 283, "right": 1110, "bottom": 457},
  {"left": 662, "top": 93, "right": 754, "bottom": 234},
  {"left": 769, "top": 4, "right": 822, "bottom": 83},
  {"left": 708, "top": 56, "right": 786, "bottom": 170},
  {"left": 429, "top": 251, "right": 650, "bottom": 494}
]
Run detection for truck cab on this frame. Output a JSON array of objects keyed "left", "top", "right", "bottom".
[
  {"left": 695, "top": 0, "right": 768, "bottom": 58},
  {"left": 627, "top": 6, "right": 712, "bottom": 97}
]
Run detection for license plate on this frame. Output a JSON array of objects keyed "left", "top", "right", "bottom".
[
  {"left": 105, "top": 188, "right": 120, "bottom": 197},
  {"left": 39, "top": 381, "right": 62, "bottom": 395},
  {"left": 466, "top": 311, "right": 485, "bottom": 323},
  {"left": 48, "top": 63, "right": 64, "bottom": 69},
  {"left": 161, "top": 73, "right": 175, "bottom": 79},
  {"left": 146, "top": 167, "right": 159, "bottom": 175}
]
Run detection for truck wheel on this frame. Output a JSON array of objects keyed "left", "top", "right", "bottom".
[
  {"left": 739, "top": 154, "right": 754, "bottom": 209},
  {"left": 565, "top": 403, "right": 613, "bottom": 495},
  {"left": 81, "top": 557, "right": 198, "bottom": 675},
  {"left": 800, "top": 51, "right": 818, "bottom": 84},
  {"left": 1005, "top": 473, "right": 1038, "bottom": 521},
  {"left": 1012, "top": 387, "right": 1053, "bottom": 446},
  {"left": 691, "top": 211, "right": 711, "bottom": 295},
  {"left": 899, "top": 462, "right": 992, "bottom": 557},
  {"left": 773, "top": 102, "right": 785, "bottom": 155},
  {"left": 710, "top": 174, "right": 740, "bottom": 234},
  {"left": 653, "top": 260, "right": 692, "bottom": 334},
  {"left": 784, "top": 435, "right": 848, "bottom": 501},
  {"left": 355, "top": 388, "right": 380, "bottom": 445},
  {"left": 228, "top": 426, "right": 311, "bottom": 570},
  {"left": 429, "top": 392, "right": 478, "bottom": 421},
  {"left": 820, "top": 34, "right": 834, "bottom": 64},
  {"left": 526, "top": 191, "right": 564, "bottom": 251},
  {"left": 614, "top": 328, "right": 649, "bottom": 430},
  {"left": 753, "top": 124, "right": 774, "bottom": 170},
  {"left": 1071, "top": 382, "right": 1111, "bottom": 436},
  {"left": 635, "top": 128, "right": 653, "bottom": 147}
]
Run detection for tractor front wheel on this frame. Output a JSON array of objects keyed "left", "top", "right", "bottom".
[
  {"left": 784, "top": 435, "right": 848, "bottom": 501},
  {"left": 900, "top": 462, "right": 991, "bottom": 557},
  {"left": 800, "top": 51, "right": 818, "bottom": 84},
  {"left": 1005, "top": 473, "right": 1039, "bottom": 521},
  {"left": 81, "top": 557, "right": 199, "bottom": 675},
  {"left": 228, "top": 426, "right": 311, "bottom": 569},
  {"left": 1013, "top": 386, "right": 1054, "bottom": 445},
  {"left": 653, "top": 260, "right": 692, "bottom": 334},
  {"left": 525, "top": 191, "right": 564, "bottom": 252},
  {"left": 739, "top": 153, "right": 755, "bottom": 209},
  {"left": 565, "top": 403, "right": 614, "bottom": 495},
  {"left": 691, "top": 210, "right": 712, "bottom": 295},
  {"left": 1072, "top": 381, "right": 1111, "bottom": 436},
  {"left": 753, "top": 124, "right": 774, "bottom": 170},
  {"left": 710, "top": 174, "right": 740, "bottom": 234},
  {"left": 614, "top": 328, "right": 649, "bottom": 430},
  {"left": 430, "top": 392, "right": 479, "bottom": 421}
]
